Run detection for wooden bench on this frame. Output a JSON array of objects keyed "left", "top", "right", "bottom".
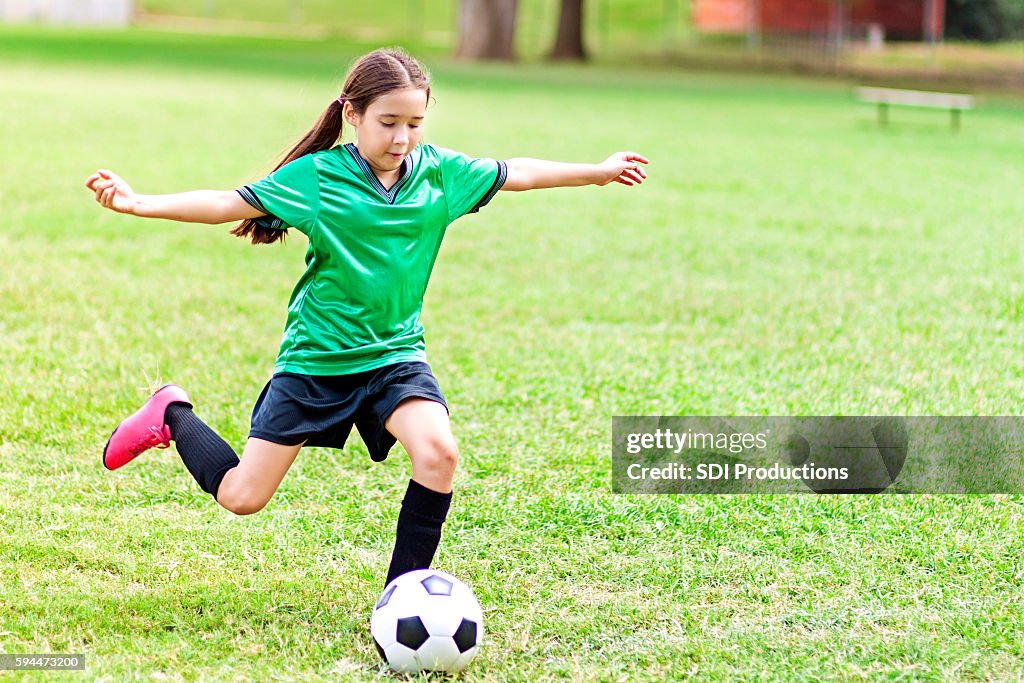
[{"left": 856, "top": 86, "right": 975, "bottom": 131}]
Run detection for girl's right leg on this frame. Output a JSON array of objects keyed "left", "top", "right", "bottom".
[{"left": 165, "top": 404, "right": 302, "bottom": 516}]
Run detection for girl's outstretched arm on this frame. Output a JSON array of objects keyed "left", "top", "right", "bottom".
[
  {"left": 84, "top": 169, "right": 265, "bottom": 224},
  {"left": 500, "top": 151, "right": 648, "bottom": 192}
]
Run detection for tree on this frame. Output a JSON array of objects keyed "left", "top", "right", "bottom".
[
  {"left": 945, "top": 0, "right": 1024, "bottom": 41},
  {"left": 455, "top": 0, "right": 518, "bottom": 61},
  {"left": 549, "top": 0, "right": 587, "bottom": 61}
]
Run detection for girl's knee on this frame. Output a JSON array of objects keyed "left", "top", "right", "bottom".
[
  {"left": 216, "top": 482, "right": 269, "bottom": 516},
  {"left": 412, "top": 435, "right": 459, "bottom": 473}
]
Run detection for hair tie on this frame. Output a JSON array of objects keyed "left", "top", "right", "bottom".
[{"left": 336, "top": 95, "right": 347, "bottom": 106}]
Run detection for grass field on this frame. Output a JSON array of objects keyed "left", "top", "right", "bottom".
[{"left": 2, "top": 25, "right": 1024, "bottom": 682}]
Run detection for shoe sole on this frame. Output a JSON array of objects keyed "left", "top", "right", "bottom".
[{"left": 101, "top": 425, "right": 119, "bottom": 470}]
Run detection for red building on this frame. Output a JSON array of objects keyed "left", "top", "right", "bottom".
[{"left": 693, "top": 0, "right": 945, "bottom": 41}]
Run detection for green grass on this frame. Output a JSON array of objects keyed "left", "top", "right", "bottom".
[{"left": 2, "top": 26, "right": 1024, "bottom": 681}]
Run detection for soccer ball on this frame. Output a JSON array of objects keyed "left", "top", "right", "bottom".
[
  {"left": 370, "top": 569, "right": 484, "bottom": 674},
  {"left": 785, "top": 417, "right": 908, "bottom": 493}
]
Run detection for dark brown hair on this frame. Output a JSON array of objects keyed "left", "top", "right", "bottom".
[{"left": 232, "top": 48, "right": 431, "bottom": 245}]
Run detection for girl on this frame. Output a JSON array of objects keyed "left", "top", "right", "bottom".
[{"left": 86, "top": 48, "right": 647, "bottom": 587}]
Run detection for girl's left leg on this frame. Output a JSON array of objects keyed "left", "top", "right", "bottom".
[{"left": 382, "top": 397, "right": 458, "bottom": 585}]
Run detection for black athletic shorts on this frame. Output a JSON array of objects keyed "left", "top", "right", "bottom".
[{"left": 248, "top": 361, "right": 447, "bottom": 461}]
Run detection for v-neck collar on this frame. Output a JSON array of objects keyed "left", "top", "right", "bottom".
[{"left": 344, "top": 143, "right": 413, "bottom": 204}]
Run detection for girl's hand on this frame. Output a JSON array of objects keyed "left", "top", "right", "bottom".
[
  {"left": 596, "top": 152, "right": 649, "bottom": 187},
  {"left": 84, "top": 169, "right": 137, "bottom": 214}
]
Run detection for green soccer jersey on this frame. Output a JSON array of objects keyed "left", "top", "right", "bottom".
[{"left": 237, "top": 142, "right": 507, "bottom": 376}]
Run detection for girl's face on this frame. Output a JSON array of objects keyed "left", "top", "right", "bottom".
[{"left": 345, "top": 87, "right": 427, "bottom": 175}]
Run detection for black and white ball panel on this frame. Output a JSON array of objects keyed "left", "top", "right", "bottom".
[{"left": 370, "top": 569, "right": 484, "bottom": 674}]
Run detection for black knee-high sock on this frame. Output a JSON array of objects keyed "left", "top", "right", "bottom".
[
  {"left": 165, "top": 403, "right": 240, "bottom": 499},
  {"left": 385, "top": 479, "right": 453, "bottom": 586}
]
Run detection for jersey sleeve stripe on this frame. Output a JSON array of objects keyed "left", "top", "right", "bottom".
[
  {"left": 236, "top": 185, "right": 266, "bottom": 212},
  {"left": 468, "top": 160, "right": 508, "bottom": 214},
  {"left": 236, "top": 186, "right": 285, "bottom": 230}
]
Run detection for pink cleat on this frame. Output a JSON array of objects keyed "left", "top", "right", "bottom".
[{"left": 103, "top": 384, "right": 192, "bottom": 470}]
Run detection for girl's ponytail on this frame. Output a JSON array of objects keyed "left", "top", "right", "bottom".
[
  {"left": 231, "top": 100, "right": 346, "bottom": 245},
  {"left": 233, "top": 48, "right": 430, "bottom": 246}
]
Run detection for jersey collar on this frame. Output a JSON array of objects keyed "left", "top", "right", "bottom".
[{"left": 345, "top": 143, "right": 413, "bottom": 204}]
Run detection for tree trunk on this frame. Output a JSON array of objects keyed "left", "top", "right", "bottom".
[
  {"left": 549, "top": 0, "right": 587, "bottom": 61},
  {"left": 455, "top": 0, "right": 518, "bottom": 61}
]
